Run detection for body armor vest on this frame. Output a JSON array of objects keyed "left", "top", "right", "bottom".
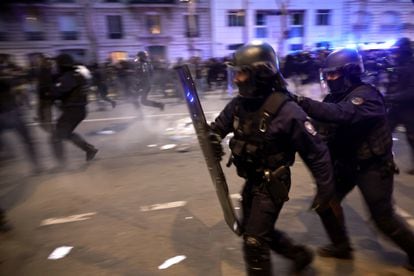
[
  {"left": 229, "top": 92, "right": 294, "bottom": 178},
  {"left": 333, "top": 84, "right": 392, "bottom": 162}
]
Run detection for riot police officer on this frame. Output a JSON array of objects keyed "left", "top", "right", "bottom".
[
  {"left": 209, "top": 41, "right": 335, "bottom": 275},
  {"left": 295, "top": 48, "right": 414, "bottom": 271},
  {"left": 52, "top": 54, "right": 98, "bottom": 164},
  {"left": 384, "top": 37, "right": 414, "bottom": 174},
  {"left": 134, "top": 51, "right": 164, "bottom": 111}
]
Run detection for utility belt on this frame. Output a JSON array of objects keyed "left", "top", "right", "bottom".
[
  {"left": 228, "top": 138, "right": 291, "bottom": 203},
  {"left": 336, "top": 154, "right": 398, "bottom": 176}
]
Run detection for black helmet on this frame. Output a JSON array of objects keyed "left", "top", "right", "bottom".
[
  {"left": 228, "top": 41, "right": 286, "bottom": 98},
  {"left": 393, "top": 37, "right": 412, "bottom": 58},
  {"left": 322, "top": 48, "right": 364, "bottom": 76},
  {"left": 54, "top": 53, "right": 75, "bottom": 72},
  {"left": 320, "top": 48, "right": 364, "bottom": 94},
  {"left": 229, "top": 41, "right": 280, "bottom": 77}
]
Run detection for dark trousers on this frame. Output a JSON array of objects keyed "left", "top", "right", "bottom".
[
  {"left": 388, "top": 108, "right": 414, "bottom": 168},
  {"left": 241, "top": 180, "right": 303, "bottom": 275},
  {"left": 138, "top": 81, "right": 163, "bottom": 109},
  {"left": 37, "top": 99, "right": 53, "bottom": 132},
  {"left": 318, "top": 160, "right": 414, "bottom": 258},
  {"left": 0, "top": 109, "right": 39, "bottom": 168},
  {"left": 52, "top": 106, "right": 94, "bottom": 162}
]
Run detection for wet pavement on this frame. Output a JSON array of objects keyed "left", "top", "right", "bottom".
[{"left": 1, "top": 88, "right": 414, "bottom": 275}]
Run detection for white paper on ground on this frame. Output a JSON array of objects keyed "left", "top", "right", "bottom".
[
  {"left": 158, "top": 255, "right": 186, "bottom": 269},
  {"left": 48, "top": 246, "right": 73, "bottom": 260}
]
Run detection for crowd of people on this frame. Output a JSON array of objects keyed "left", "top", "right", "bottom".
[{"left": 1, "top": 37, "right": 414, "bottom": 274}]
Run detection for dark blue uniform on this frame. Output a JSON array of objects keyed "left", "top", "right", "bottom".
[
  {"left": 299, "top": 83, "right": 414, "bottom": 264},
  {"left": 213, "top": 92, "right": 334, "bottom": 273}
]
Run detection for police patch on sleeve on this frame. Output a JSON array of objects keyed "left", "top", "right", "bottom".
[
  {"left": 304, "top": 121, "right": 317, "bottom": 136},
  {"left": 351, "top": 97, "right": 364, "bottom": 105}
]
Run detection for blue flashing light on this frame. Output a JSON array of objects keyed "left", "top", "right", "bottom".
[
  {"left": 345, "top": 43, "right": 358, "bottom": 49},
  {"left": 186, "top": 90, "right": 194, "bottom": 103}
]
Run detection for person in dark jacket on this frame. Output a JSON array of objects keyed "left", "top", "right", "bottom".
[
  {"left": 0, "top": 66, "right": 41, "bottom": 173},
  {"left": 210, "top": 41, "right": 335, "bottom": 275},
  {"left": 384, "top": 37, "right": 414, "bottom": 174},
  {"left": 134, "top": 51, "right": 164, "bottom": 111},
  {"left": 295, "top": 48, "right": 414, "bottom": 271},
  {"left": 52, "top": 54, "right": 98, "bottom": 164}
]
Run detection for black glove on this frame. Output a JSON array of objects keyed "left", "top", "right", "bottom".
[{"left": 208, "top": 131, "right": 224, "bottom": 161}]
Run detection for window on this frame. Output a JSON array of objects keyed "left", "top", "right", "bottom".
[
  {"left": 289, "top": 11, "right": 304, "bottom": 38},
  {"left": 110, "top": 51, "right": 127, "bottom": 63},
  {"left": 380, "top": 11, "right": 401, "bottom": 32},
  {"left": 255, "top": 12, "right": 267, "bottom": 38},
  {"left": 0, "top": 19, "right": 8, "bottom": 41},
  {"left": 107, "top": 15, "right": 123, "bottom": 39},
  {"left": 23, "top": 14, "right": 45, "bottom": 41},
  {"left": 290, "top": 44, "right": 303, "bottom": 51},
  {"left": 228, "top": 10, "right": 245, "bottom": 27},
  {"left": 352, "top": 11, "right": 372, "bottom": 31},
  {"left": 316, "top": 9, "right": 330, "bottom": 26},
  {"left": 58, "top": 15, "right": 78, "bottom": 40},
  {"left": 228, "top": 43, "right": 244, "bottom": 50},
  {"left": 316, "top": 41, "right": 331, "bottom": 49},
  {"left": 185, "top": 14, "right": 199, "bottom": 37},
  {"left": 146, "top": 14, "right": 161, "bottom": 35}
]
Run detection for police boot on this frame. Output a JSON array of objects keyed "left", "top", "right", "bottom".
[
  {"left": 86, "top": 146, "right": 98, "bottom": 162},
  {"left": 69, "top": 133, "right": 98, "bottom": 161},
  {"left": 290, "top": 245, "right": 314, "bottom": 273},
  {"left": 373, "top": 215, "right": 414, "bottom": 271},
  {"left": 243, "top": 235, "right": 272, "bottom": 276},
  {"left": 317, "top": 208, "right": 353, "bottom": 259},
  {"left": 269, "top": 230, "right": 314, "bottom": 273},
  {"left": 406, "top": 255, "right": 414, "bottom": 271}
]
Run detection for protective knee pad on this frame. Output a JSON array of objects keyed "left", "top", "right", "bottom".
[{"left": 243, "top": 234, "right": 271, "bottom": 271}]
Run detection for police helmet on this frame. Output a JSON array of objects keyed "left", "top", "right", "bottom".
[
  {"left": 393, "top": 37, "right": 412, "bottom": 57},
  {"left": 322, "top": 48, "right": 364, "bottom": 76},
  {"left": 228, "top": 41, "right": 280, "bottom": 78},
  {"left": 319, "top": 48, "right": 365, "bottom": 94}
]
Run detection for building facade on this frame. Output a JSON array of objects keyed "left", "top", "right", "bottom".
[
  {"left": 0, "top": 0, "right": 413, "bottom": 66},
  {"left": 211, "top": 0, "right": 414, "bottom": 58},
  {"left": 0, "top": 0, "right": 212, "bottom": 66}
]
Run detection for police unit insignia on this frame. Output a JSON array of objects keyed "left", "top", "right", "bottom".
[
  {"left": 304, "top": 121, "right": 317, "bottom": 136},
  {"left": 351, "top": 97, "right": 364, "bottom": 105}
]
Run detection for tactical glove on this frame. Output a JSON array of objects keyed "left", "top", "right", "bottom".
[{"left": 208, "top": 131, "right": 224, "bottom": 161}]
